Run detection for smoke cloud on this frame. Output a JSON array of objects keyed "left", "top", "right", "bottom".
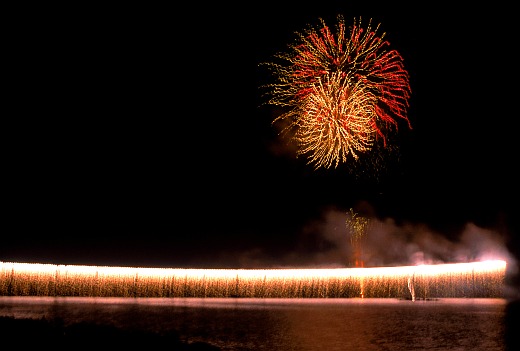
[
  {"left": 297, "top": 206, "right": 515, "bottom": 269},
  {"left": 222, "top": 203, "right": 518, "bottom": 298}
]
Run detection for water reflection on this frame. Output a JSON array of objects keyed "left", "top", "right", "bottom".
[{"left": 0, "top": 297, "right": 512, "bottom": 350}]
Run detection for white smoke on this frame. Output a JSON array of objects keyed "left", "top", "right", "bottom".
[
  {"left": 213, "top": 203, "right": 518, "bottom": 298},
  {"left": 278, "top": 205, "right": 519, "bottom": 298},
  {"left": 288, "top": 205, "right": 514, "bottom": 266}
]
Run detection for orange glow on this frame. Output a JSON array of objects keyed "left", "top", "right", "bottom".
[{"left": 0, "top": 260, "right": 506, "bottom": 299}]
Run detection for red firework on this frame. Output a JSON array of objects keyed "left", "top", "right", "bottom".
[{"left": 260, "top": 15, "right": 412, "bottom": 169}]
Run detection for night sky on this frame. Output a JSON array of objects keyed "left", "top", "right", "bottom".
[{"left": 4, "top": 2, "right": 518, "bottom": 283}]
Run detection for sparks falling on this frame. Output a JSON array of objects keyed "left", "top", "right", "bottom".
[
  {"left": 346, "top": 208, "right": 371, "bottom": 268},
  {"left": 0, "top": 260, "right": 506, "bottom": 299},
  {"left": 260, "top": 15, "right": 412, "bottom": 169}
]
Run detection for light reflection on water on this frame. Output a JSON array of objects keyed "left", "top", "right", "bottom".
[{"left": 0, "top": 297, "right": 508, "bottom": 351}]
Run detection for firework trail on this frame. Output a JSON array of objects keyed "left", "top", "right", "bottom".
[
  {"left": 346, "top": 208, "right": 371, "bottom": 267},
  {"left": 260, "top": 15, "right": 412, "bottom": 169}
]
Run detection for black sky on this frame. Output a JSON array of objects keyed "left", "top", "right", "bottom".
[{"left": 4, "top": 3, "right": 518, "bottom": 278}]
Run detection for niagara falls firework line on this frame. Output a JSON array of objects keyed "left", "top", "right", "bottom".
[
  {"left": 260, "top": 15, "right": 412, "bottom": 169},
  {"left": 0, "top": 261, "right": 507, "bottom": 298}
]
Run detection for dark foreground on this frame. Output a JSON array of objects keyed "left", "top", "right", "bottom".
[
  {"left": 1, "top": 298, "right": 519, "bottom": 351},
  {"left": 0, "top": 316, "right": 222, "bottom": 350}
]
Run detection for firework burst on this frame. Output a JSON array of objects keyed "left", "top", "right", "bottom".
[{"left": 260, "top": 15, "right": 412, "bottom": 169}]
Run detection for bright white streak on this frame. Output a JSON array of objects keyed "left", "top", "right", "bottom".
[{"left": 0, "top": 260, "right": 506, "bottom": 280}]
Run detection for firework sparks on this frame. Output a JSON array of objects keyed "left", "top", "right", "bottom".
[
  {"left": 0, "top": 261, "right": 506, "bottom": 299},
  {"left": 346, "top": 208, "right": 371, "bottom": 267},
  {"left": 260, "top": 15, "right": 411, "bottom": 169}
]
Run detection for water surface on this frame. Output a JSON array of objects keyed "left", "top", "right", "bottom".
[{"left": 0, "top": 297, "right": 510, "bottom": 350}]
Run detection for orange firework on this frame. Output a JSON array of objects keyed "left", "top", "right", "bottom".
[{"left": 260, "top": 15, "right": 412, "bottom": 169}]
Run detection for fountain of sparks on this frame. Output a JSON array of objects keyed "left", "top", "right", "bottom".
[
  {"left": 407, "top": 273, "right": 416, "bottom": 301},
  {"left": 0, "top": 260, "right": 506, "bottom": 299},
  {"left": 346, "top": 208, "right": 372, "bottom": 297},
  {"left": 346, "top": 208, "right": 370, "bottom": 269}
]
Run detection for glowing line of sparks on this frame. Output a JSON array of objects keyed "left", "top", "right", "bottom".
[
  {"left": 260, "top": 15, "right": 412, "bottom": 169},
  {"left": 0, "top": 260, "right": 506, "bottom": 287}
]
